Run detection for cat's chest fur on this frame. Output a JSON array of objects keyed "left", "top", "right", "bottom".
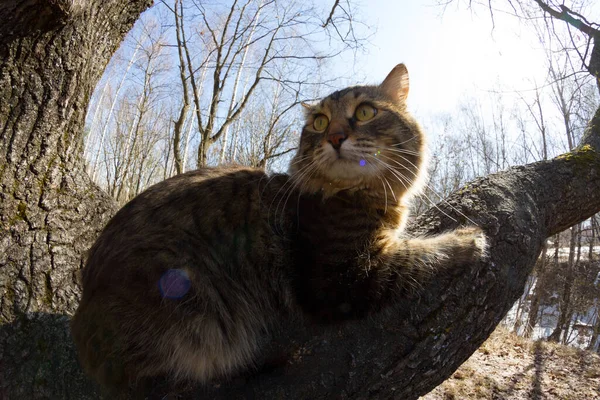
[
  {"left": 289, "top": 190, "right": 406, "bottom": 320},
  {"left": 293, "top": 191, "right": 397, "bottom": 259}
]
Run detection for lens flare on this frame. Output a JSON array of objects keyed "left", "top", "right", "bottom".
[{"left": 159, "top": 269, "right": 191, "bottom": 299}]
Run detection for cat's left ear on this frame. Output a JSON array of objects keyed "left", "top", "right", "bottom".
[{"left": 380, "top": 63, "right": 410, "bottom": 103}]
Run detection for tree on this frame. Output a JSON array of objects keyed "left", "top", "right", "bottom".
[
  {"left": 167, "top": 0, "right": 354, "bottom": 168},
  {"left": 96, "top": 17, "right": 172, "bottom": 204},
  {"left": 1, "top": 0, "right": 600, "bottom": 399},
  {"left": 0, "top": 0, "right": 151, "bottom": 397}
]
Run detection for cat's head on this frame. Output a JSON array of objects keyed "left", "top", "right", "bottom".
[{"left": 290, "top": 64, "right": 427, "bottom": 199}]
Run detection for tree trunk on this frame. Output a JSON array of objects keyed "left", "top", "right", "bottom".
[
  {"left": 548, "top": 224, "right": 580, "bottom": 342},
  {"left": 588, "top": 306, "right": 600, "bottom": 352},
  {"left": 512, "top": 279, "right": 528, "bottom": 334},
  {"left": 523, "top": 242, "right": 548, "bottom": 338},
  {"left": 588, "top": 218, "right": 599, "bottom": 351},
  {"left": 172, "top": 0, "right": 189, "bottom": 175},
  {"left": 0, "top": 0, "right": 151, "bottom": 397}
]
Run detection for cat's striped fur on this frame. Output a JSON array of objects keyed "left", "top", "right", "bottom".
[{"left": 71, "top": 64, "right": 487, "bottom": 396}]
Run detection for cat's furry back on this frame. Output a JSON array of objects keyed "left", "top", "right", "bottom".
[
  {"left": 71, "top": 64, "right": 487, "bottom": 396},
  {"left": 72, "top": 169, "right": 296, "bottom": 392}
]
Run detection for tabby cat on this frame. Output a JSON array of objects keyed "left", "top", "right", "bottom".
[{"left": 71, "top": 64, "right": 487, "bottom": 396}]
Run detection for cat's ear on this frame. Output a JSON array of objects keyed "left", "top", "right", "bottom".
[
  {"left": 380, "top": 63, "right": 410, "bottom": 103},
  {"left": 301, "top": 102, "right": 313, "bottom": 110}
]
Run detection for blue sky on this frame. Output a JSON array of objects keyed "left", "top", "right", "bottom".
[
  {"left": 330, "top": 0, "right": 599, "bottom": 115},
  {"left": 88, "top": 0, "right": 600, "bottom": 174}
]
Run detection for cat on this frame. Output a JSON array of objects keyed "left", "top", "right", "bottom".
[{"left": 70, "top": 63, "right": 487, "bottom": 397}]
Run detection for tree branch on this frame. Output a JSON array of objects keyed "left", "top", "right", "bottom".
[
  {"left": 530, "top": 0, "right": 598, "bottom": 36},
  {"left": 530, "top": 0, "right": 600, "bottom": 90},
  {"left": 322, "top": 0, "right": 340, "bottom": 28}
]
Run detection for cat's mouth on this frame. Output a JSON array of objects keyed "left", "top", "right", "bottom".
[
  {"left": 325, "top": 141, "right": 378, "bottom": 166},
  {"left": 322, "top": 145, "right": 381, "bottom": 181}
]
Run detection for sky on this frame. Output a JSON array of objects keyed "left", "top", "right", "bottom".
[
  {"left": 124, "top": 0, "right": 599, "bottom": 121},
  {"left": 87, "top": 0, "right": 600, "bottom": 175},
  {"left": 331, "top": 0, "right": 597, "bottom": 115}
]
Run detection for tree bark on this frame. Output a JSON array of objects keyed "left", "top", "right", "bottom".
[{"left": 0, "top": 0, "right": 151, "bottom": 397}]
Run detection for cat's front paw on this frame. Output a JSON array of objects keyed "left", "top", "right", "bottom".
[{"left": 452, "top": 226, "right": 488, "bottom": 263}]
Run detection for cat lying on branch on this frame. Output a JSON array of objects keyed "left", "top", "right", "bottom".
[{"left": 71, "top": 64, "right": 487, "bottom": 398}]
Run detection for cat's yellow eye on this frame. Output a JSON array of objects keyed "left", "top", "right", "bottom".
[
  {"left": 355, "top": 104, "right": 377, "bottom": 121},
  {"left": 313, "top": 114, "right": 329, "bottom": 132}
]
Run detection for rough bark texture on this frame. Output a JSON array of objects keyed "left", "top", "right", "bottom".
[
  {"left": 1, "top": 1, "right": 600, "bottom": 399},
  {"left": 0, "top": 0, "right": 151, "bottom": 397}
]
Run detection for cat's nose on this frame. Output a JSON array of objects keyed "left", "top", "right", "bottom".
[{"left": 327, "top": 131, "right": 347, "bottom": 150}]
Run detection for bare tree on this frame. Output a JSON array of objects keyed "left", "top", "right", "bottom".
[
  {"left": 224, "top": 74, "right": 301, "bottom": 169},
  {"left": 523, "top": 242, "right": 549, "bottom": 338},
  {"left": 167, "top": 0, "right": 355, "bottom": 167},
  {"left": 587, "top": 216, "right": 600, "bottom": 351},
  {"left": 172, "top": 0, "right": 190, "bottom": 175},
  {"left": 87, "top": 42, "right": 142, "bottom": 182},
  {"left": 88, "top": 15, "right": 173, "bottom": 203}
]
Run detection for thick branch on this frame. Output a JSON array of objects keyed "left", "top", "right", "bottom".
[
  {"left": 531, "top": 0, "right": 600, "bottom": 88},
  {"left": 531, "top": 1, "right": 599, "bottom": 37},
  {"left": 580, "top": 99, "right": 600, "bottom": 150},
  {"left": 0, "top": 0, "right": 79, "bottom": 38}
]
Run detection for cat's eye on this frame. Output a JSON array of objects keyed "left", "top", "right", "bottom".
[
  {"left": 355, "top": 104, "right": 377, "bottom": 121},
  {"left": 313, "top": 114, "right": 329, "bottom": 132}
]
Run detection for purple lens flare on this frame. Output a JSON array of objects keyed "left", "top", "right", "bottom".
[{"left": 159, "top": 269, "right": 191, "bottom": 299}]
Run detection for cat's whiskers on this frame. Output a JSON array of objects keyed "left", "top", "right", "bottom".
[
  {"left": 279, "top": 163, "right": 316, "bottom": 213},
  {"left": 378, "top": 152, "right": 457, "bottom": 222},
  {"left": 360, "top": 154, "right": 396, "bottom": 211},
  {"left": 377, "top": 176, "right": 389, "bottom": 214},
  {"left": 270, "top": 159, "right": 316, "bottom": 233},
  {"left": 381, "top": 175, "right": 397, "bottom": 203},
  {"left": 378, "top": 152, "right": 477, "bottom": 225},
  {"left": 274, "top": 158, "right": 321, "bottom": 232},
  {"left": 367, "top": 155, "right": 412, "bottom": 193},
  {"left": 289, "top": 154, "right": 312, "bottom": 167},
  {"left": 259, "top": 153, "right": 312, "bottom": 206},
  {"left": 291, "top": 160, "right": 324, "bottom": 226},
  {"left": 390, "top": 135, "right": 419, "bottom": 147},
  {"left": 385, "top": 147, "right": 422, "bottom": 157}
]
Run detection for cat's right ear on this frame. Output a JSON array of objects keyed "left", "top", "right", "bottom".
[{"left": 380, "top": 63, "right": 410, "bottom": 103}]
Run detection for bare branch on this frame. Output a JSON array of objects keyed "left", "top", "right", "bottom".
[{"left": 322, "top": 0, "right": 340, "bottom": 28}]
